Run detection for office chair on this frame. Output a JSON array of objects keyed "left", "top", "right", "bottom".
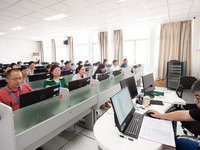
[{"left": 176, "top": 76, "right": 200, "bottom": 140}]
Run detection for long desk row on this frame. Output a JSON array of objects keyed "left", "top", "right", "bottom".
[{"left": 0, "top": 66, "right": 143, "bottom": 150}]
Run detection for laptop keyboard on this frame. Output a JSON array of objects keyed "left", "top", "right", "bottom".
[{"left": 124, "top": 113, "right": 144, "bottom": 139}]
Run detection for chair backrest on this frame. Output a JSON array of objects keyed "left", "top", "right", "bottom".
[{"left": 180, "top": 76, "right": 197, "bottom": 89}]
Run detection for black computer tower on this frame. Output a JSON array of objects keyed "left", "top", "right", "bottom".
[{"left": 167, "top": 60, "right": 184, "bottom": 90}]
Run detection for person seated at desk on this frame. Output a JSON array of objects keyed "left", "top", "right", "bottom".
[
  {"left": 45, "top": 64, "right": 51, "bottom": 73},
  {"left": 103, "top": 59, "right": 108, "bottom": 67},
  {"left": 93, "top": 64, "right": 106, "bottom": 79},
  {"left": 121, "top": 58, "right": 128, "bottom": 68},
  {"left": 17, "top": 61, "right": 22, "bottom": 68},
  {"left": 2, "top": 65, "right": 11, "bottom": 78},
  {"left": 0, "top": 69, "right": 32, "bottom": 111},
  {"left": 93, "top": 61, "right": 100, "bottom": 75},
  {"left": 11, "top": 63, "right": 17, "bottom": 69},
  {"left": 72, "top": 65, "right": 87, "bottom": 81},
  {"left": 93, "top": 64, "right": 111, "bottom": 110},
  {"left": 148, "top": 80, "right": 200, "bottom": 150},
  {"left": 43, "top": 65, "right": 68, "bottom": 88},
  {"left": 28, "top": 61, "right": 35, "bottom": 75},
  {"left": 37, "top": 59, "right": 42, "bottom": 66},
  {"left": 61, "top": 61, "right": 73, "bottom": 71},
  {"left": 85, "top": 60, "right": 90, "bottom": 65},
  {"left": 21, "top": 66, "right": 29, "bottom": 83},
  {"left": 111, "top": 60, "right": 120, "bottom": 71},
  {"left": 60, "top": 60, "right": 64, "bottom": 68}
]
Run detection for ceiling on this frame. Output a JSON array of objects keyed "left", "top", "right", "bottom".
[{"left": 0, "top": 0, "right": 199, "bottom": 40}]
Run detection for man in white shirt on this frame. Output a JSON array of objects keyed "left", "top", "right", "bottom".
[{"left": 110, "top": 60, "right": 120, "bottom": 71}]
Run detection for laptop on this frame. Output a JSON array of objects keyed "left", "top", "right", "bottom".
[{"left": 110, "top": 87, "right": 144, "bottom": 139}]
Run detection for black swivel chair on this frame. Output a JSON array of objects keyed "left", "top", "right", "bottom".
[{"left": 176, "top": 76, "right": 200, "bottom": 139}]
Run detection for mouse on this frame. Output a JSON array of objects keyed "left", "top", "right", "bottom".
[{"left": 146, "top": 112, "right": 155, "bottom": 118}]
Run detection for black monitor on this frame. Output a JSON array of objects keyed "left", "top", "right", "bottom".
[
  {"left": 120, "top": 76, "right": 138, "bottom": 99},
  {"left": 28, "top": 73, "right": 48, "bottom": 82},
  {"left": 84, "top": 64, "right": 91, "bottom": 67},
  {"left": 19, "top": 85, "right": 60, "bottom": 108},
  {"left": 0, "top": 69, "right": 4, "bottom": 73},
  {"left": 107, "top": 64, "right": 112, "bottom": 68},
  {"left": 97, "top": 72, "right": 110, "bottom": 81},
  {"left": 51, "top": 62, "right": 59, "bottom": 65},
  {"left": 23, "top": 62, "right": 29, "bottom": 65},
  {"left": 142, "top": 73, "right": 155, "bottom": 97},
  {"left": 61, "top": 70, "right": 73, "bottom": 76},
  {"left": 85, "top": 68, "right": 89, "bottom": 72},
  {"left": 113, "top": 69, "right": 122, "bottom": 76},
  {"left": 35, "top": 66, "right": 45, "bottom": 69},
  {"left": 42, "top": 62, "right": 49, "bottom": 65},
  {"left": 34, "top": 68, "right": 46, "bottom": 74},
  {"left": 68, "top": 77, "right": 91, "bottom": 91},
  {"left": 0, "top": 79, "right": 7, "bottom": 88}
]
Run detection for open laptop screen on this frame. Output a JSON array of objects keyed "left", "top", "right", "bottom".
[{"left": 111, "top": 87, "right": 134, "bottom": 126}]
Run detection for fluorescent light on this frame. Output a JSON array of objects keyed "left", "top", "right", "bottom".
[
  {"left": 115, "top": 0, "right": 127, "bottom": 3},
  {"left": 0, "top": 32, "right": 5, "bottom": 35},
  {"left": 9, "top": 26, "right": 25, "bottom": 31},
  {"left": 44, "top": 13, "right": 69, "bottom": 21}
]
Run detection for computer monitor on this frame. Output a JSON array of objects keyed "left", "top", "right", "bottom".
[
  {"left": 110, "top": 87, "right": 134, "bottom": 129},
  {"left": 19, "top": 85, "right": 60, "bottom": 108},
  {"left": 0, "top": 79, "right": 7, "bottom": 88},
  {"left": 142, "top": 73, "right": 155, "bottom": 97},
  {"left": 34, "top": 68, "right": 46, "bottom": 74},
  {"left": 28, "top": 73, "right": 48, "bottom": 82},
  {"left": 97, "top": 72, "right": 110, "bottom": 81},
  {"left": 84, "top": 64, "right": 91, "bottom": 67},
  {"left": 120, "top": 76, "right": 138, "bottom": 99},
  {"left": 85, "top": 68, "right": 89, "bottom": 72},
  {"left": 35, "top": 66, "right": 45, "bottom": 69},
  {"left": 107, "top": 64, "right": 112, "bottom": 68},
  {"left": 61, "top": 70, "right": 73, "bottom": 76},
  {"left": 51, "top": 62, "right": 59, "bottom": 65},
  {"left": 113, "top": 69, "right": 122, "bottom": 76},
  {"left": 68, "top": 77, "right": 91, "bottom": 91}
]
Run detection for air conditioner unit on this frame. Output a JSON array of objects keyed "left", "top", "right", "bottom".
[{"left": 32, "top": 52, "right": 41, "bottom": 61}]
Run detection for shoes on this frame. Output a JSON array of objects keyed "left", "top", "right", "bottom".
[
  {"left": 100, "top": 104, "right": 108, "bottom": 110},
  {"left": 105, "top": 102, "right": 111, "bottom": 108}
]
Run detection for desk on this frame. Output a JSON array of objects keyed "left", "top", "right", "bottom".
[
  {"left": 97, "top": 73, "right": 124, "bottom": 109},
  {"left": 26, "top": 79, "right": 46, "bottom": 90},
  {"left": 94, "top": 89, "right": 185, "bottom": 150},
  {"left": 0, "top": 83, "right": 98, "bottom": 150}
]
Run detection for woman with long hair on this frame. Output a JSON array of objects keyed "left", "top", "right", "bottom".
[{"left": 43, "top": 65, "right": 67, "bottom": 88}]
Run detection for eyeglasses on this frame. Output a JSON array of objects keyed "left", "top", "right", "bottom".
[
  {"left": 9, "top": 77, "right": 23, "bottom": 82},
  {"left": 194, "top": 94, "right": 200, "bottom": 101},
  {"left": 54, "top": 70, "right": 61, "bottom": 72}
]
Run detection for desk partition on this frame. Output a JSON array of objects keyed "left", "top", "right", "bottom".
[
  {"left": 0, "top": 83, "right": 98, "bottom": 150},
  {"left": 63, "top": 74, "right": 74, "bottom": 84},
  {"left": 26, "top": 79, "right": 46, "bottom": 90},
  {"left": 97, "top": 73, "right": 125, "bottom": 109}
]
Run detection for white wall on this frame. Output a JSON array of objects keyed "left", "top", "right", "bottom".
[
  {"left": 191, "top": 18, "right": 200, "bottom": 79},
  {"left": 0, "top": 38, "right": 39, "bottom": 64}
]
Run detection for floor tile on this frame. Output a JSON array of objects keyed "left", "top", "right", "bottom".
[
  {"left": 60, "top": 134, "right": 98, "bottom": 150},
  {"left": 68, "top": 124, "right": 85, "bottom": 133},
  {"left": 80, "top": 129, "right": 95, "bottom": 139}
]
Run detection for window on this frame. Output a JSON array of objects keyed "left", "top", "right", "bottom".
[
  {"left": 92, "top": 43, "right": 100, "bottom": 63},
  {"left": 43, "top": 40, "right": 51, "bottom": 63},
  {"left": 56, "top": 45, "right": 68, "bottom": 62},
  {"left": 123, "top": 41, "right": 135, "bottom": 65},
  {"left": 135, "top": 40, "right": 149, "bottom": 64},
  {"left": 74, "top": 44, "right": 89, "bottom": 64}
]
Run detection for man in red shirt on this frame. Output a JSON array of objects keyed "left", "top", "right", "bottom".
[{"left": 0, "top": 68, "right": 32, "bottom": 111}]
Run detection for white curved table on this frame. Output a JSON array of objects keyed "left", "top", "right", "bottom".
[{"left": 94, "top": 109, "right": 163, "bottom": 150}]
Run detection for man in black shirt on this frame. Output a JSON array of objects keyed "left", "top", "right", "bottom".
[{"left": 148, "top": 80, "right": 200, "bottom": 150}]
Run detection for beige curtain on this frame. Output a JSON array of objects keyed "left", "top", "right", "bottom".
[
  {"left": 113, "top": 30, "right": 123, "bottom": 64},
  {"left": 158, "top": 21, "right": 191, "bottom": 79},
  {"left": 38, "top": 41, "right": 44, "bottom": 61},
  {"left": 68, "top": 36, "right": 74, "bottom": 63},
  {"left": 51, "top": 39, "right": 56, "bottom": 62},
  {"left": 98, "top": 32, "right": 108, "bottom": 62}
]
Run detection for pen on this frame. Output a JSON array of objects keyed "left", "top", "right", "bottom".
[{"left": 135, "top": 105, "right": 145, "bottom": 109}]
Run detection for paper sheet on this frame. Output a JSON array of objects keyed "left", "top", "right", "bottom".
[{"left": 139, "top": 117, "right": 176, "bottom": 147}]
